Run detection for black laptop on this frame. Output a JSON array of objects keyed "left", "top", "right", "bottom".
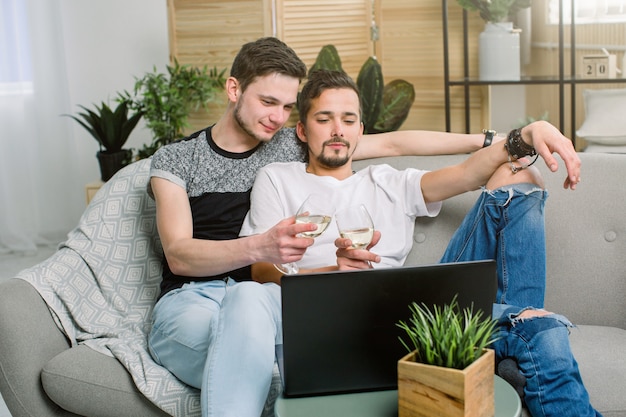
[{"left": 278, "top": 260, "right": 497, "bottom": 397}]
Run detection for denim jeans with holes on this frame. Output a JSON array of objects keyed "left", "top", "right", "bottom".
[{"left": 440, "top": 184, "right": 602, "bottom": 417}]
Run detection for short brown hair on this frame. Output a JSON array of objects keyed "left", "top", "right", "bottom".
[
  {"left": 298, "top": 69, "right": 361, "bottom": 125},
  {"left": 230, "top": 37, "right": 307, "bottom": 92}
]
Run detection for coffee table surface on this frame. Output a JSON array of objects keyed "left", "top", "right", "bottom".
[{"left": 275, "top": 375, "right": 521, "bottom": 417}]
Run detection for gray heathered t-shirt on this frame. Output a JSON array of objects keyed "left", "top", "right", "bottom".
[{"left": 149, "top": 126, "right": 306, "bottom": 295}]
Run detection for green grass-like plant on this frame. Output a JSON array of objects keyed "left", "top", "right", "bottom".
[{"left": 397, "top": 295, "right": 499, "bottom": 370}]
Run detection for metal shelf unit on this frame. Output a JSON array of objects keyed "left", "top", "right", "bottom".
[{"left": 441, "top": 0, "right": 626, "bottom": 147}]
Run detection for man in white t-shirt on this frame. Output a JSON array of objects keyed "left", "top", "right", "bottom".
[{"left": 240, "top": 69, "right": 600, "bottom": 417}]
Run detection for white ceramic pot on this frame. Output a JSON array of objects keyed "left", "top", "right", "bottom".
[{"left": 479, "top": 22, "right": 521, "bottom": 81}]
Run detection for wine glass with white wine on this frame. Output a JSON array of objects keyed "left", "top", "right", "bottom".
[
  {"left": 335, "top": 204, "right": 375, "bottom": 249},
  {"left": 274, "top": 193, "right": 333, "bottom": 275}
]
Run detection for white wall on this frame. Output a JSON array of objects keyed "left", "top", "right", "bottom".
[
  {"left": 59, "top": 0, "right": 168, "bottom": 209},
  {"left": 27, "top": 0, "right": 169, "bottom": 242}
]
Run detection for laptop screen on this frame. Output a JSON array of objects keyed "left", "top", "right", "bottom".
[{"left": 279, "top": 260, "right": 497, "bottom": 397}]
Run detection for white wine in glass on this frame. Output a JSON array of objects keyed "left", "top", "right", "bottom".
[
  {"left": 275, "top": 194, "right": 334, "bottom": 275},
  {"left": 295, "top": 214, "right": 332, "bottom": 238},
  {"left": 335, "top": 204, "right": 375, "bottom": 249}
]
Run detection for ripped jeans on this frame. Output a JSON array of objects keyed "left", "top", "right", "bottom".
[{"left": 440, "top": 184, "right": 602, "bottom": 417}]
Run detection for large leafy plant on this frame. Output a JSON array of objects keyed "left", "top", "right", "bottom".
[
  {"left": 65, "top": 98, "right": 143, "bottom": 153},
  {"left": 309, "top": 45, "right": 415, "bottom": 134},
  {"left": 396, "top": 295, "right": 498, "bottom": 370},
  {"left": 123, "top": 60, "right": 226, "bottom": 158},
  {"left": 456, "top": 0, "right": 532, "bottom": 23}
]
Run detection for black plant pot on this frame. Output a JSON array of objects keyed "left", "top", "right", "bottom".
[{"left": 96, "top": 149, "right": 132, "bottom": 182}]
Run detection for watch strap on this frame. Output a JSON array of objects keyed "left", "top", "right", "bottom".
[{"left": 482, "top": 129, "right": 496, "bottom": 148}]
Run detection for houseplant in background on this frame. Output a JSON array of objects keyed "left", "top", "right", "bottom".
[
  {"left": 65, "top": 98, "right": 143, "bottom": 182},
  {"left": 309, "top": 45, "right": 415, "bottom": 134},
  {"left": 456, "top": 0, "right": 531, "bottom": 81},
  {"left": 396, "top": 295, "right": 498, "bottom": 417},
  {"left": 123, "top": 60, "right": 226, "bottom": 159}
]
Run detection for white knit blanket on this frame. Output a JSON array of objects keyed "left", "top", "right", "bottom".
[{"left": 19, "top": 160, "right": 280, "bottom": 416}]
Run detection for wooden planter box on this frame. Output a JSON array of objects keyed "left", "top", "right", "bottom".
[{"left": 398, "top": 348, "right": 495, "bottom": 417}]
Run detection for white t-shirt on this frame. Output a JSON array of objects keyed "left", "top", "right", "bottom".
[{"left": 240, "top": 162, "right": 442, "bottom": 270}]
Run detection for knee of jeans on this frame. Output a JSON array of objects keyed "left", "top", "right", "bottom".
[
  {"left": 151, "top": 300, "right": 216, "bottom": 350},
  {"left": 495, "top": 315, "right": 575, "bottom": 367},
  {"left": 504, "top": 314, "right": 575, "bottom": 352},
  {"left": 507, "top": 309, "right": 574, "bottom": 330},
  {"left": 148, "top": 326, "right": 207, "bottom": 389}
]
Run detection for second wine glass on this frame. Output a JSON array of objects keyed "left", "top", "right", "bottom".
[{"left": 335, "top": 204, "right": 375, "bottom": 249}]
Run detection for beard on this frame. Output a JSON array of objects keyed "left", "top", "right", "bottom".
[
  {"left": 233, "top": 101, "right": 269, "bottom": 142},
  {"left": 313, "top": 137, "right": 352, "bottom": 168}
]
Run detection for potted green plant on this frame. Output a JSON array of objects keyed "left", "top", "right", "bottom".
[
  {"left": 123, "top": 60, "right": 226, "bottom": 159},
  {"left": 65, "top": 98, "right": 143, "bottom": 182},
  {"left": 309, "top": 45, "right": 415, "bottom": 134},
  {"left": 396, "top": 295, "right": 498, "bottom": 417},
  {"left": 456, "top": 0, "right": 531, "bottom": 24}
]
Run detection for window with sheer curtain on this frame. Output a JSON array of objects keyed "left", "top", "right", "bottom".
[
  {"left": 549, "top": 0, "right": 626, "bottom": 24},
  {"left": 0, "top": 0, "right": 33, "bottom": 96},
  {"left": 0, "top": 0, "right": 80, "bottom": 254}
]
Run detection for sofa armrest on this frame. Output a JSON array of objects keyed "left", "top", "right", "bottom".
[{"left": 0, "top": 279, "right": 79, "bottom": 417}]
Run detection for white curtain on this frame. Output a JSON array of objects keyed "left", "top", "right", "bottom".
[{"left": 0, "top": 0, "right": 81, "bottom": 254}]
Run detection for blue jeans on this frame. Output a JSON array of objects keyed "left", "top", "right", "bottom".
[
  {"left": 148, "top": 279, "right": 282, "bottom": 417},
  {"left": 441, "top": 185, "right": 601, "bottom": 417}
]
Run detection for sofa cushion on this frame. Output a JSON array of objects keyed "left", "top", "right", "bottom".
[
  {"left": 570, "top": 325, "right": 626, "bottom": 417},
  {"left": 42, "top": 346, "right": 170, "bottom": 417},
  {"left": 576, "top": 88, "right": 626, "bottom": 146}
]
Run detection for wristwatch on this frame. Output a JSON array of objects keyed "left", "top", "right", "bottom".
[{"left": 482, "top": 129, "right": 496, "bottom": 148}]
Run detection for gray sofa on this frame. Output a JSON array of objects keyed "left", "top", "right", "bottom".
[{"left": 0, "top": 152, "right": 624, "bottom": 417}]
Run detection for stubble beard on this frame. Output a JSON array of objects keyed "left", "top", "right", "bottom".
[
  {"left": 314, "top": 138, "right": 352, "bottom": 168},
  {"left": 233, "top": 101, "right": 272, "bottom": 143}
]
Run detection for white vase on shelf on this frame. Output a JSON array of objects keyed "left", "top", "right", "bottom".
[{"left": 479, "top": 21, "right": 521, "bottom": 81}]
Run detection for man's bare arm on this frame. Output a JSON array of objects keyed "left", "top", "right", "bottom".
[
  {"left": 152, "top": 177, "right": 316, "bottom": 277},
  {"left": 353, "top": 130, "right": 487, "bottom": 160}
]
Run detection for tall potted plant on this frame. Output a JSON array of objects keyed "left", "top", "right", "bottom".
[
  {"left": 309, "top": 45, "right": 415, "bottom": 134},
  {"left": 456, "top": 0, "right": 531, "bottom": 81},
  {"left": 396, "top": 296, "right": 498, "bottom": 417},
  {"left": 65, "top": 99, "right": 143, "bottom": 181}
]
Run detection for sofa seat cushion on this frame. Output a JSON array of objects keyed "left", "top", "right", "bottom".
[
  {"left": 42, "top": 345, "right": 283, "bottom": 417},
  {"left": 42, "top": 346, "right": 169, "bottom": 417},
  {"left": 569, "top": 325, "right": 626, "bottom": 417}
]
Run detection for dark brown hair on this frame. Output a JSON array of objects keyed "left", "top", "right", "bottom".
[
  {"left": 230, "top": 37, "right": 307, "bottom": 92},
  {"left": 298, "top": 69, "right": 361, "bottom": 125}
]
